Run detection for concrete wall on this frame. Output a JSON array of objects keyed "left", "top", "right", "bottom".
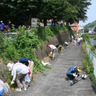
[{"left": 34, "top": 29, "right": 69, "bottom": 60}]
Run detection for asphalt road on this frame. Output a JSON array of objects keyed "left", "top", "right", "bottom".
[{"left": 10, "top": 42, "right": 96, "bottom": 96}]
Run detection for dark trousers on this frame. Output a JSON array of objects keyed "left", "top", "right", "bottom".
[{"left": 67, "top": 74, "right": 75, "bottom": 80}]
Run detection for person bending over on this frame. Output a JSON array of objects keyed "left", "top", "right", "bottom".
[
  {"left": 18, "top": 58, "right": 34, "bottom": 80},
  {"left": 47, "top": 44, "right": 57, "bottom": 60},
  {"left": 7, "top": 63, "right": 29, "bottom": 91}
]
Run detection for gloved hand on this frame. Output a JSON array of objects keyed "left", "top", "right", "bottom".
[
  {"left": 73, "top": 73, "right": 77, "bottom": 77},
  {"left": 11, "top": 80, "right": 14, "bottom": 85}
]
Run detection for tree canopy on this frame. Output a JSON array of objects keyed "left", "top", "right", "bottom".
[{"left": 0, "top": 0, "right": 91, "bottom": 26}]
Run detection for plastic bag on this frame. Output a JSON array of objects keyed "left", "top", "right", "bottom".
[{"left": 25, "top": 74, "right": 30, "bottom": 83}]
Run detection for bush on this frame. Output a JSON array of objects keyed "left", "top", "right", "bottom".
[
  {"left": 82, "top": 41, "right": 96, "bottom": 84},
  {"left": 0, "top": 24, "right": 69, "bottom": 85},
  {"left": 82, "top": 34, "right": 90, "bottom": 42}
]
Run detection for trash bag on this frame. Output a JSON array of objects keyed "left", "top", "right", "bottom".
[
  {"left": 0, "top": 79, "right": 10, "bottom": 94},
  {"left": 25, "top": 74, "right": 30, "bottom": 83},
  {"left": 3, "top": 83, "right": 10, "bottom": 94}
]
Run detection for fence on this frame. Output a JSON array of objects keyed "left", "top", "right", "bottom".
[{"left": 85, "top": 41, "right": 96, "bottom": 78}]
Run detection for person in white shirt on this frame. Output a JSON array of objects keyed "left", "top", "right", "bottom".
[
  {"left": 47, "top": 44, "right": 57, "bottom": 60},
  {"left": 64, "top": 41, "right": 68, "bottom": 46},
  {"left": 7, "top": 63, "right": 29, "bottom": 91},
  {"left": 77, "top": 37, "right": 82, "bottom": 45},
  {"left": 73, "top": 39, "right": 76, "bottom": 46}
]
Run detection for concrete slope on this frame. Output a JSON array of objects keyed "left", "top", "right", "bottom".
[{"left": 10, "top": 43, "right": 96, "bottom": 96}]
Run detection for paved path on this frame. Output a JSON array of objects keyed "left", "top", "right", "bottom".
[{"left": 10, "top": 43, "right": 96, "bottom": 96}]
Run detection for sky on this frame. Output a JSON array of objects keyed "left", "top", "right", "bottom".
[{"left": 79, "top": 0, "right": 96, "bottom": 26}]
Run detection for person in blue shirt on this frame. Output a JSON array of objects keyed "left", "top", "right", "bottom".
[
  {"left": 0, "top": 21, "right": 5, "bottom": 31},
  {"left": 18, "top": 58, "right": 34, "bottom": 81},
  {"left": 18, "top": 58, "right": 31, "bottom": 66},
  {"left": 66, "top": 66, "right": 81, "bottom": 85}
]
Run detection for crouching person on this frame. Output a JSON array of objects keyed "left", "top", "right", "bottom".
[
  {"left": 7, "top": 63, "right": 29, "bottom": 91},
  {"left": 18, "top": 58, "right": 34, "bottom": 80},
  {"left": 66, "top": 66, "right": 81, "bottom": 86}
]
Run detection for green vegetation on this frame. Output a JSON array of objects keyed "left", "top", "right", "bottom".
[
  {"left": 0, "top": 0, "right": 91, "bottom": 26},
  {"left": 82, "top": 34, "right": 96, "bottom": 54},
  {"left": 84, "top": 20, "right": 96, "bottom": 29},
  {"left": 82, "top": 34, "right": 90, "bottom": 42},
  {"left": 0, "top": 24, "right": 69, "bottom": 86},
  {"left": 82, "top": 34, "right": 96, "bottom": 84},
  {"left": 84, "top": 28, "right": 89, "bottom": 33},
  {"left": 82, "top": 42, "right": 96, "bottom": 84},
  {"left": 94, "top": 26, "right": 96, "bottom": 32},
  {"left": 0, "top": 0, "right": 92, "bottom": 87}
]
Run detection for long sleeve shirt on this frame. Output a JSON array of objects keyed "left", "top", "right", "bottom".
[
  {"left": 66, "top": 66, "right": 75, "bottom": 76},
  {"left": 11, "top": 63, "right": 29, "bottom": 81}
]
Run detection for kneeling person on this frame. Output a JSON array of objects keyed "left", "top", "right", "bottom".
[{"left": 66, "top": 66, "right": 81, "bottom": 85}]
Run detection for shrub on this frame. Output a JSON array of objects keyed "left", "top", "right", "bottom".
[
  {"left": 0, "top": 24, "right": 69, "bottom": 86},
  {"left": 82, "top": 41, "right": 96, "bottom": 84},
  {"left": 82, "top": 34, "right": 90, "bottom": 42}
]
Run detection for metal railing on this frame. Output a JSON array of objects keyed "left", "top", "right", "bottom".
[{"left": 85, "top": 41, "right": 96, "bottom": 78}]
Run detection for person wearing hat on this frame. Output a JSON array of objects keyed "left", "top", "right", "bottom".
[
  {"left": 47, "top": 44, "right": 57, "bottom": 60},
  {"left": 7, "top": 63, "right": 29, "bottom": 91},
  {"left": 66, "top": 66, "right": 81, "bottom": 85}
]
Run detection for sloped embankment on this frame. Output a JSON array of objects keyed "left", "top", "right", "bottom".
[
  {"left": 35, "top": 29, "right": 69, "bottom": 60},
  {"left": 0, "top": 29, "right": 69, "bottom": 82}
]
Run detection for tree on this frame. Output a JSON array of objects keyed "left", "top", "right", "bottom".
[
  {"left": 0, "top": 0, "right": 91, "bottom": 26},
  {"left": 0, "top": 0, "right": 38, "bottom": 25},
  {"left": 84, "top": 28, "right": 89, "bottom": 33},
  {"left": 66, "top": 0, "right": 91, "bottom": 23}
]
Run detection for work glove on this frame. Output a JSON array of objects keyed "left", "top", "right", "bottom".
[
  {"left": 11, "top": 80, "right": 14, "bottom": 85},
  {"left": 73, "top": 73, "right": 77, "bottom": 77}
]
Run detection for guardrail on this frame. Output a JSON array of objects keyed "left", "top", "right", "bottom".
[
  {"left": 85, "top": 41, "right": 96, "bottom": 78},
  {"left": 5, "top": 32, "right": 17, "bottom": 38}
]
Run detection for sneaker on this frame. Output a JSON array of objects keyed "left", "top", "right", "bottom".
[
  {"left": 16, "top": 88, "right": 21, "bottom": 91},
  {"left": 70, "top": 81, "right": 74, "bottom": 86},
  {"left": 24, "top": 87, "right": 27, "bottom": 90}
]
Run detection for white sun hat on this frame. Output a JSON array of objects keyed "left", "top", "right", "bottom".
[{"left": 7, "top": 63, "right": 14, "bottom": 71}]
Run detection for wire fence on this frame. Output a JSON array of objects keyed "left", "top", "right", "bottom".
[{"left": 85, "top": 41, "right": 96, "bottom": 78}]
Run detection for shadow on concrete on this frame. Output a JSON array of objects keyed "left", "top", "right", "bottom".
[{"left": 91, "top": 82, "right": 96, "bottom": 94}]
